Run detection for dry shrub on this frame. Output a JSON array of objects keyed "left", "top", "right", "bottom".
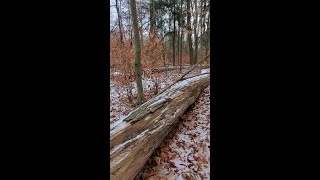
[
  {"left": 182, "top": 54, "right": 190, "bottom": 64},
  {"left": 110, "top": 32, "right": 165, "bottom": 104}
]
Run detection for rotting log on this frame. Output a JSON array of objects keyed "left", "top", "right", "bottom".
[{"left": 110, "top": 73, "right": 210, "bottom": 180}]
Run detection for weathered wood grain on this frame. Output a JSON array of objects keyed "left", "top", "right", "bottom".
[{"left": 110, "top": 74, "right": 209, "bottom": 180}]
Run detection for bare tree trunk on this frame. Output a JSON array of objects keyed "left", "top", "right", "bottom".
[
  {"left": 205, "top": 0, "right": 210, "bottom": 55},
  {"left": 140, "top": 25, "right": 145, "bottom": 63},
  {"left": 179, "top": 0, "right": 183, "bottom": 73},
  {"left": 115, "top": 0, "right": 124, "bottom": 46},
  {"left": 199, "top": 0, "right": 204, "bottom": 59},
  {"left": 200, "top": 0, "right": 207, "bottom": 57},
  {"left": 140, "top": 26, "right": 143, "bottom": 46},
  {"left": 138, "top": 3, "right": 143, "bottom": 48},
  {"left": 193, "top": 0, "right": 199, "bottom": 64},
  {"left": 130, "top": 0, "right": 145, "bottom": 105},
  {"left": 180, "top": 29, "right": 183, "bottom": 72},
  {"left": 187, "top": 0, "right": 193, "bottom": 65},
  {"left": 149, "top": 0, "right": 155, "bottom": 38},
  {"left": 207, "top": 0, "right": 210, "bottom": 54},
  {"left": 139, "top": 20, "right": 144, "bottom": 57},
  {"left": 173, "top": 4, "right": 176, "bottom": 66},
  {"left": 127, "top": 0, "right": 133, "bottom": 45},
  {"left": 162, "top": 31, "right": 166, "bottom": 66},
  {"left": 162, "top": 42, "right": 165, "bottom": 66},
  {"left": 168, "top": 16, "right": 171, "bottom": 64},
  {"left": 177, "top": 21, "right": 180, "bottom": 67}
]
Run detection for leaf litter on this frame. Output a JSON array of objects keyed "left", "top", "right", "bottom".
[
  {"left": 110, "top": 67, "right": 210, "bottom": 180},
  {"left": 138, "top": 85, "right": 210, "bottom": 180}
]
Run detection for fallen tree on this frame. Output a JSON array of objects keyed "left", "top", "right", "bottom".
[{"left": 110, "top": 73, "right": 210, "bottom": 180}]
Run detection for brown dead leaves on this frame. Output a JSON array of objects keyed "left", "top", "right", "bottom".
[{"left": 138, "top": 86, "right": 211, "bottom": 179}]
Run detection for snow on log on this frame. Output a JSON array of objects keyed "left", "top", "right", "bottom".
[{"left": 110, "top": 74, "right": 210, "bottom": 180}]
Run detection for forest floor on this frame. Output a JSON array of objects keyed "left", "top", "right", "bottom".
[{"left": 110, "top": 66, "right": 210, "bottom": 180}]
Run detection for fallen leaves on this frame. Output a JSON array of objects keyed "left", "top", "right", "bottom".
[
  {"left": 110, "top": 64, "right": 210, "bottom": 179},
  {"left": 139, "top": 85, "right": 211, "bottom": 179}
]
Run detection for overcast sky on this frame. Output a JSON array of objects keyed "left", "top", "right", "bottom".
[
  {"left": 110, "top": 0, "right": 117, "bottom": 25},
  {"left": 110, "top": 0, "right": 151, "bottom": 36}
]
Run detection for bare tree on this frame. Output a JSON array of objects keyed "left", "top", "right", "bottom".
[
  {"left": 115, "top": 0, "right": 124, "bottom": 46},
  {"left": 173, "top": 2, "right": 176, "bottom": 66},
  {"left": 179, "top": 0, "right": 183, "bottom": 72},
  {"left": 187, "top": 0, "right": 194, "bottom": 65},
  {"left": 199, "top": 0, "right": 204, "bottom": 58},
  {"left": 206, "top": 0, "right": 210, "bottom": 55},
  {"left": 130, "top": 0, "right": 145, "bottom": 105},
  {"left": 193, "top": 0, "right": 199, "bottom": 64},
  {"left": 149, "top": 0, "right": 155, "bottom": 38}
]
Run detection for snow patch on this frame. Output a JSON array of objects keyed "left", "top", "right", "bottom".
[
  {"left": 201, "top": 68, "right": 210, "bottom": 74},
  {"left": 110, "top": 129, "right": 149, "bottom": 154}
]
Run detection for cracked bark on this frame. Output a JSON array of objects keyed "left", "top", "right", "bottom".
[{"left": 110, "top": 74, "right": 209, "bottom": 180}]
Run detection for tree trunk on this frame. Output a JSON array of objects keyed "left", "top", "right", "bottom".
[
  {"left": 162, "top": 31, "right": 165, "bottom": 66},
  {"left": 110, "top": 74, "right": 210, "bottom": 180},
  {"left": 130, "top": 0, "right": 145, "bottom": 105},
  {"left": 177, "top": 21, "right": 180, "bottom": 67},
  {"left": 137, "top": 4, "right": 144, "bottom": 48},
  {"left": 179, "top": 0, "right": 183, "bottom": 73},
  {"left": 187, "top": 0, "right": 193, "bottom": 65},
  {"left": 139, "top": 21, "right": 145, "bottom": 63},
  {"left": 168, "top": 16, "right": 171, "bottom": 63},
  {"left": 200, "top": 0, "right": 207, "bottom": 57},
  {"left": 205, "top": 0, "right": 210, "bottom": 55},
  {"left": 149, "top": 0, "right": 155, "bottom": 38},
  {"left": 140, "top": 30, "right": 144, "bottom": 48},
  {"left": 115, "top": 0, "right": 124, "bottom": 46},
  {"left": 179, "top": 31, "right": 183, "bottom": 72},
  {"left": 128, "top": 0, "right": 133, "bottom": 45},
  {"left": 172, "top": 5, "right": 176, "bottom": 66},
  {"left": 199, "top": 0, "right": 203, "bottom": 59},
  {"left": 207, "top": 0, "right": 210, "bottom": 54},
  {"left": 193, "top": 0, "right": 199, "bottom": 64},
  {"left": 162, "top": 32, "right": 166, "bottom": 66}
]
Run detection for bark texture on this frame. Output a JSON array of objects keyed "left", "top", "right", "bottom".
[
  {"left": 110, "top": 74, "right": 210, "bottom": 180},
  {"left": 187, "top": 0, "right": 194, "bottom": 65},
  {"left": 130, "top": 0, "right": 145, "bottom": 104}
]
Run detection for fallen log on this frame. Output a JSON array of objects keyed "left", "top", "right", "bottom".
[
  {"left": 157, "top": 53, "right": 210, "bottom": 95},
  {"left": 110, "top": 73, "right": 210, "bottom": 180}
]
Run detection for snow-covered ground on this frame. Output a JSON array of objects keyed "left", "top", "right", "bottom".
[
  {"left": 201, "top": 68, "right": 210, "bottom": 74},
  {"left": 110, "top": 67, "right": 210, "bottom": 179}
]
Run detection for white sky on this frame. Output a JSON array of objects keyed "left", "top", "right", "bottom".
[{"left": 110, "top": 0, "right": 117, "bottom": 24}]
